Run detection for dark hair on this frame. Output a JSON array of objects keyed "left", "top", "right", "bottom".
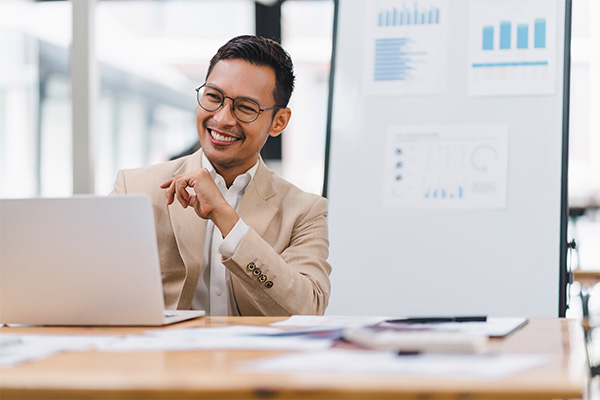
[{"left": 206, "top": 35, "right": 295, "bottom": 108}]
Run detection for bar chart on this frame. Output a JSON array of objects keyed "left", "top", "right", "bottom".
[
  {"left": 481, "top": 18, "right": 546, "bottom": 51},
  {"left": 468, "top": 0, "right": 557, "bottom": 96},
  {"left": 374, "top": 38, "right": 425, "bottom": 82},
  {"left": 365, "top": 0, "right": 448, "bottom": 95},
  {"left": 377, "top": 3, "right": 440, "bottom": 26}
]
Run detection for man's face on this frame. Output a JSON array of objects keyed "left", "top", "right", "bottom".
[{"left": 197, "top": 59, "right": 289, "bottom": 177}]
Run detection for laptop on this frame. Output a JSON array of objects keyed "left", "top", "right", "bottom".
[{"left": 0, "top": 195, "right": 205, "bottom": 326}]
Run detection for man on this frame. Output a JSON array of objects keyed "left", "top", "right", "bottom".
[{"left": 111, "top": 35, "right": 331, "bottom": 316}]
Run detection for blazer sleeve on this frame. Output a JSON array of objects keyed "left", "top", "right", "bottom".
[{"left": 223, "top": 196, "right": 331, "bottom": 316}]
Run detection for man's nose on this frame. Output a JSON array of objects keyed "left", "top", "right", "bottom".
[{"left": 213, "top": 98, "right": 237, "bottom": 125}]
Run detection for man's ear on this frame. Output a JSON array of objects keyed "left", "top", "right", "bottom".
[{"left": 268, "top": 108, "right": 292, "bottom": 137}]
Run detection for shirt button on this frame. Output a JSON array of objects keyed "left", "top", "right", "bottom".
[{"left": 215, "top": 289, "right": 223, "bottom": 296}]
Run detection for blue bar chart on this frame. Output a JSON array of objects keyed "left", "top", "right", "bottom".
[
  {"left": 366, "top": 0, "right": 448, "bottom": 95},
  {"left": 374, "top": 38, "right": 422, "bottom": 82},
  {"left": 468, "top": 0, "right": 556, "bottom": 96},
  {"left": 377, "top": 2, "right": 440, "bottom": 26},
  {"left": 480, "top": 18, "right": 546, "bottom": 51}
]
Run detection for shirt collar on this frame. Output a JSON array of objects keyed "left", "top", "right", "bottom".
[{"left": 201, "top": 151, "right": 258, "bottom": 191}]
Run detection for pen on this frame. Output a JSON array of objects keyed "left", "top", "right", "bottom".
[{"left": 385, "top": 316, "right": 487, "bottom": 324}]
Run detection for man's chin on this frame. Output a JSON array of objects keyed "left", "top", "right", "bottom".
[{"left": 202, "top": 149, "right": 238, "bottom": 168}]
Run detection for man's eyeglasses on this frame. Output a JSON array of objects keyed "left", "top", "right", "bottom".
[{"left": 195, "top": 84, "right": 282, "bottom": 123}]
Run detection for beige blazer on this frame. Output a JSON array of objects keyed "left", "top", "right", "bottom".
[{"left": 112, "top": 150, "right": 331, "bottom": 316}]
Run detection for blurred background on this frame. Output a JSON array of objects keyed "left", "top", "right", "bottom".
[
  {"left": 0, "top": 0, "right": 598, "bottom": 315},
  {"left": 0, "top": 0, "right": 333, "bottom": 198}
]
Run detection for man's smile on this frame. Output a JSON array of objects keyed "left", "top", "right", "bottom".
[{"left": 207, "top": 126, "right": 243, "bottom": 145}]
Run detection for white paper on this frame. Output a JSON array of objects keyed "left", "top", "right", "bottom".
[
  {"left": 384, "top": 124, "right": 508, "bottom": 209},
  {"left": 0, "top": 334, "right": 118, "bottom": 367},
  {"left": 364, "top": 0, "right": 449, "bottom": 96},
  {"left": 272, "top": 315, "right": 388, "bottom": 328},
  {"left": 96, "top": 325, "right": 335, "bottom": 352},
  {"left": 468, "top": 0, "right": 557, "bottom": 96},
  {"left": 241, "top": 349, "right": 549, "bottom": 380}
]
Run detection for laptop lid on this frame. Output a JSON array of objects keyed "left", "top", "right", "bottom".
[{"left": 0, "top": 195, "right": 201, "bottom": 326}]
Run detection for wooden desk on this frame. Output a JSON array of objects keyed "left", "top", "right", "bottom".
[
  {"left": 574, "top": 269, "right": 600, "bottom": 287},
  {"left": 0, "top": 317, "right": 589, "bottom": 400}
]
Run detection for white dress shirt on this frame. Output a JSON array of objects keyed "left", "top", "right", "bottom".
[{"left": 191, "top": 153, "right": 257, "bottom": 316}]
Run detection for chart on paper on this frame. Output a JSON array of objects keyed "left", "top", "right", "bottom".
[
  {"left": 468, "top": 0, "right": 557, "bottom": 96},
  {"left": 384, "top": 124, "right": 508, "bottom": 209},
  {"left": 364, "top": 0, "right": 448, "bottom": 96}
]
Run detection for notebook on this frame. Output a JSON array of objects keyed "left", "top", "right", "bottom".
[{"left": 0, "top": 195, "right": 205, "bottom": 326}]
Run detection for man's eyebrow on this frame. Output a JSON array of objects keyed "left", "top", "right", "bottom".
[{"left": 204, "top": 83, "right": 262, "bottom": 104}]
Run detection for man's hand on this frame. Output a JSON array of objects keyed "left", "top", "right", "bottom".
[{"left": 160, "top": 169, "right": 239, "bottom": 237}]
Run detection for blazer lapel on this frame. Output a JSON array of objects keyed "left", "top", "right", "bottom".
[
  {"left": 167, "top": 150, "right": 206, "bottom": 308},
  {"left": 237, "top": 159, "right": 278, "bottom": 238}
]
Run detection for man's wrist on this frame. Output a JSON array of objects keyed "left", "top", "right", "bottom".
[{"left": 211, "top": 204, "right": 239, "bottom": 237}]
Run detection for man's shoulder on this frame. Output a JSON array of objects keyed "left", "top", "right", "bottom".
[{"left": 260, "top": 164, "right": 326, "bottom": 210}]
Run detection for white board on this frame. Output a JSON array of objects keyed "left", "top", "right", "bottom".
[{"left": 324, "top": 0, "right": 570, "bottom": 317}]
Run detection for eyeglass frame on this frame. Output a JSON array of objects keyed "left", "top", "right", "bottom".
[{"left": 195, "top": 83, "right": 283, "bottom": 123}]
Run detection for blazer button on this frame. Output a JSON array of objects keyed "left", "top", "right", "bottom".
[
  {"left": 258, "top": 274, "right": 267, "bottom": 283},
  {"left": 247, "top": 262, "right": 256, "bottom": 271},
  {"left": 253, "top": 268, "right": 262, "bottom": 276},
  {"left": 264, "top": 281, "right": 274, "bottom": 289}
]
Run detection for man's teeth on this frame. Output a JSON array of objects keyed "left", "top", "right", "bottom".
[{"left": 210, "top": 130, "right": 237, "bottom": 142}]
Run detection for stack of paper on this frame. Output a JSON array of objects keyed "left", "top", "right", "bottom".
[{"left": 343, "top": 325, "right": 489, "bottom": 354}]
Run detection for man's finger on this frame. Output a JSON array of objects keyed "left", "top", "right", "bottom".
[
  {"left": 164, "top": 181, "right": 176, "bottom": 205},
  {"left": 159, "top": 178, "right": 174, "bottom": 189},
  {"left": 175, "top": 180, "right": 191, "bottom": 208}
]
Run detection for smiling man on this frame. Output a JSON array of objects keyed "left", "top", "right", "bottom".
[{"left": 111, "top": 35, "right": 331, "bottom": 316}]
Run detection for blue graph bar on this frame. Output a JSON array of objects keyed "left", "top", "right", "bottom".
[
  {"left": 435, "top": 8, "right": 439, "bottom": 23},
  {"left": 472, "top": 61, "right": 548, "bottom": 67},
  {"left": 517, "top": 24, "right": 528, "bottom": 49},
  {"left": 414, "top": 2, "right": 418, "bottom": 25},
  {"left": 500, "top": 21, "right": 511, "bottom": 49},
  {"left": 482, "top": 26, "right": 494, "bottom": 50},
  {"left": 534, "top": 18, "right": 546, "bottom": 48}
]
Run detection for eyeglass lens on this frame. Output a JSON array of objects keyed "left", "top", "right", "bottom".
[{"left": 197, "top": 86, "right": 261, "bottom": 123}]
